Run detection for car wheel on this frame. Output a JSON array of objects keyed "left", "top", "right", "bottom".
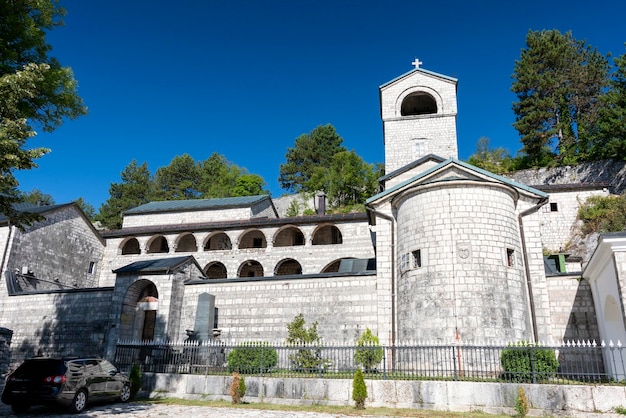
[
  {"left": 119, "top": 383, "right": 131, "bottom": 402},
  {"left": 11, "top": 403, "right": 29, "bottom": 414},
  {"left": 70, "top": 389, "right": 88, "bottom": 413}
]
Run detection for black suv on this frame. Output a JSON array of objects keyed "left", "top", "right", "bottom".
[{"left": 1, "top": 356, "right": 131, "bottom": 414}]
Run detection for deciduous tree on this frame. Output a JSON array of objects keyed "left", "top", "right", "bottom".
[{"left": 0, "top": 0, "right": 86, "bottom": 226}]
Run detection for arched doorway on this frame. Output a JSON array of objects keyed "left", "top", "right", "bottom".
[{"left": 119, "top": 280, "right": 159, "bottom": 341}]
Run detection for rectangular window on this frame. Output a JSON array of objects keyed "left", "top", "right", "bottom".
[
  {"left": 506, "top": 248, "right": 515, "bottom": 267},
  {"left": 413, "top": 139, "right": 427, "bottom": 159},
  {"left": 550, "top": 202, "right": 558, "bottom": 212},
  {"left": 87, "top": 261, "right": 96, "bottom": 274},
  {"left": 400, "top": 253, "right": 409, "bottom": 272},
  {"left": 411, "top": 250, "right": 422, "bottom": 268},
  {"left": 213, "top": 307, "right": 219, "bottom": 329}
]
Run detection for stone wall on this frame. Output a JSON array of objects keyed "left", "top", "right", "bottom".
[
  {"left": 547, "top": 275, "right": 600, "bottom": 343},
  {"left": 141, "top": 373, "right": 626, "bottom": 415},
  {"left": 0, "top": 287, "right": 114, "bottom": 366},
  {"left": 507, "top": 159, "right": 626, "bottom": 194},
  {"left": 180, "top": 273, "right": 379, "bottom": 343},
  {"left": 5, "top": 205, "right": 104, "bottom": 289}
]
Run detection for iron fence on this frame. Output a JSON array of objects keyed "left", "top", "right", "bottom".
[{"left": 114, "top": 339, "right": 626, "bottom": 384}]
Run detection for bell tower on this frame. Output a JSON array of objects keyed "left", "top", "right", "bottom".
[{"left": 379, "top": 59, "right": 459, "bottom": 173}]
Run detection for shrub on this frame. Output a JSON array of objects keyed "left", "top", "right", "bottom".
[
  {"left": 352, "top": 368, "right": 367, "bottom": 409},
  {"left": 286, "top": 313, "right": 329, "bottom": 372},
  {"left": 500, "top": 342, "right": 559, "bottom": 382},
  {"left": 129, "top": 363, "right": 141, "bottom": 399},
  {"left": 229, "top": 372, "right": 246, "bottom": 404},
  {"left": 226, "top": 342, "right": 278, "bottom": 374},
  {"left": 354, "top": 328, "right": 383, "bottom": 372},
  {"left": 515, "top": 386, "right": 529, "bottom": 417}
]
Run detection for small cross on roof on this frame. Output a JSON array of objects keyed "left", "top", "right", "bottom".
[{"left": 411, "top": 58, "right": 423, "bottom": 69}]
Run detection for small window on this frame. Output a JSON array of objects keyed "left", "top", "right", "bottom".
[
  {"left": 411, "top": 250, "right": 421, "bottom": 268},
  {"left": 413, "top": 139, "right": 427, "bottom": 159},
  {"left": 506, "top": 248, "right": 515, "bottom": 267},
  {"left": 550, "top": 202, "right": 558, "bottom": 212},
  {"left": 87, "top": 261, "right": 96, "bottom": 274},
  {"left": 400, "top": 253, "right": 409, "bottom": 272},
  {"left": 213, "top": 307, "right": 219, "bottom": 329}
]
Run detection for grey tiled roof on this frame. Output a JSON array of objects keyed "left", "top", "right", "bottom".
[
  {"left": 0, "top": 202, "right": 73, "bottom": 224},
  {"left": 112, "top": 256, "right": 199, "bottom": 274},
  {"left": 124, "top": 195, "right": 271, "bottom": 215}
]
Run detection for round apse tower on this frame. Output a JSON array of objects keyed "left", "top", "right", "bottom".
[{"left": 393, "top": 180, "right": 534, "bottom": 343}]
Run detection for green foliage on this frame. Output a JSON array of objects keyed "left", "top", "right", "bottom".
[
  {"left": 232, "top": 174, "right": 267, "bottom": 197},
  {"left": 226, "top": 342, "right": 278, "bottom": 373},
  {"left": 279, "top": 124, "right": 346, "bottom": 193},
  {"left": 354, "top": 328, "right": 383, "bottom": 372},
  {"left": 153, "top": 154, "right": 201, "bottom": 200},
  {"left": 95, "top": 160, "right": 154, "bottom": 229},
  {"left": 515, "top": 386, "right": 529, "bottom": 417},
  {"left": 309, "top": 151, "right": 382, "bottom": 209},
  {"left": 511, "top": 29, "right": 610, "bottom": 168},
  {"left": 19, "top": 189, "right": 55, "bottom": 206},
  {"left": 614, "top": 405, "right": 626, "bottom": 415},
  {"left": 500, "top": 342, "right": 559, "bottom": 382},
  {"left": 74, "top": 197, "right": 95, "bottom": 222},
  {"left": 96, "top": 154, "right": 268, "bottom": 229},
  {"left": 129, "top": 363, "right": 141, "bottom": 399},
  {"left": 286, "top": 313, "right": 328, "bottom": 372},
  {"left": 286, "top": 199, "right": 301, "bottom": 217},
  {"left": 578, "top": 194, "right": 626, "bottom": 235},
  {"left": 352, "top": 368, "right": 367, "bottom": 409},
  {"left": 467, "top": 137, "right": 514, "bottom": 174},
  {"left": 0, "top": 0, "right": 86, "bottom": 227},
  {"left": 594, "top": 47, "right": 626, "bottom": 160}
]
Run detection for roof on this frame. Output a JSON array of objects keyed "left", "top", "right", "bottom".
[
  {"left": 378, "top": 154, "right": 446, "bottom": 183},
  {"left": 367, "top": 158, "right": 548, "bottom": 205},
  {"left": 123, "top": 195, "right": 272, "bottom": 215},
  {"left": 101, "top": 212, "right": 368, "bottom": 238},
  {"left": 0, "top": 202, "right": 74, "bottom": 225},
  {"left": 379, "top": 67, "right": 458, "bottom": 90},
  {"left": 112, "top": 256, "right": 203, "bottom": 275}
]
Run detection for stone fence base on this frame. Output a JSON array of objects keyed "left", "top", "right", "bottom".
[{"left": 141, "top": 373, "right": 626, "bottom": 415}]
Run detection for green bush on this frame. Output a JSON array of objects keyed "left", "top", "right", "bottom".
[
  {"left": 352, "top": 368, "right": 367, "bottom": 409},
  {"left": 286, "top": 313, "right": 330, "bottom": 372},
  {"left": 354, "top": 328, "right": 383, "bottom": 372},
  {"left": 500, "top": 342, "right": 559, "bottom": 382},
  {"left": 226, "top": 342, "right": 278, "bottom": 374},
  {"left": 129, "top": 363, "right": 141, "bottom": 399}
]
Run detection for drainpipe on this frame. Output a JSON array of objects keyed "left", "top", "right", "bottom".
[
  {"left": 518, "top": 197, "right": 548, "bottom": 343},
  {"left": 365, "top": 205, "right": 396, "bottom": 345},
  {"left": 0, "top": 222, "right": 13, "bottom": 280}
]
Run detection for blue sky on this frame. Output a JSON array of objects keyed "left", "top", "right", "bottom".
[{"left": 15, "top": 0, "right": 626, "bottom": 210}]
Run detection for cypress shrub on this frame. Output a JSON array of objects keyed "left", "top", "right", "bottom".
[{"left": 352, "top": 369, "right": 367, "bottom": 409}]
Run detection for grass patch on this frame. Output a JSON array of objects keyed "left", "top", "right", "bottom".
[{"left": 141, "top": 397, "right": 510, "bottom": 417}]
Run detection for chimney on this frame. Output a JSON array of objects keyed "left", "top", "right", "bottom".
[{"left": 316, "top": 192, "right": 326, "bottom": 216}]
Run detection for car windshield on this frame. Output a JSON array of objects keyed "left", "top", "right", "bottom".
[{"left": 13, "top": 359, "right": 67, "bottom": 377}]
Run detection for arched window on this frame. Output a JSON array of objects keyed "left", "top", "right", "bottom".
[
  {"left": 204, "top": 232, "right": 232, "bottom": 251},
  {"left": 321, "top": 258, "right": 345, "bottom": 273},
  {"left": 275, "top": 259, "right": 303, "bottom": 276},
  {"left": 274, "top": 226, "right": 305, "bottom": 247},
  {"left": 204, "top": 262, "right": 227, "bottom": 279},
  {"left": 175, "top": 233, "right": 197, "bottom": 252},
  {"left": 312, "top": 225, "right": 342, "bottom": 245},
  {"left": 401, "top": 92, "right": 437, "bottom": 116},
  {"left": 238, "top": 260, "right": 264, "bottom": 278},
  {"left": 238, "top": 230, "right": 267, "bottom": 249},
  {"left": 147, "top": 236, "right": 169, "bottom": 254},
  {"left": 121, "top": 238, "right": 141, "bottom": 255}
]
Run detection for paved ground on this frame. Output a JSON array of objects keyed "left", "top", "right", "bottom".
[
  {"left": 0, "top": 402, "right": 368, "bottom": 418},
  {"left": 1, "top": 401, "right": 625, "bottom": 417}
]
